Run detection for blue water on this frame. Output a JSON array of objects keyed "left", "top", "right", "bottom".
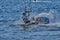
[{"left": 0, "top": 0, "right": 60, "bottom": 40}]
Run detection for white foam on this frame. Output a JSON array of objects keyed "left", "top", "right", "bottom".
[{"left": 38, "top": 23, "right": 60, "bottom": 27}]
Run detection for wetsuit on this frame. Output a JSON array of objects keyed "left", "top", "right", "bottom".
[{"left": 22, "top": 13, "right": 30, "bottom": 23}]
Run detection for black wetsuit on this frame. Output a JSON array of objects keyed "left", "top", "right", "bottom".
[{"left": 22, "top": 13, "right": 30, "bottom": 23}]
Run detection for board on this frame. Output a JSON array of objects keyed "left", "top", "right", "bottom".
[
  {"left": 18, "top": 21, "right": 37, "bottom": 27},
  {"left": 19, "top": 23, "right": 58, "bottom": 27},
  {"left": 10, "top": 21, "right": 60, "bottom": 28}
]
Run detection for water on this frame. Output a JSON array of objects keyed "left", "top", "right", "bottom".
[{"left": 0, "top": 0, "right": 60, "bottom": 40}]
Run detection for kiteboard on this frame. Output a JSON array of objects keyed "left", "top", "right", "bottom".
[
  {"left": 10, "top": 20, "right": 60, "bottom": 28},
  {"left": 19, "top": 23, "right": 58, "bottom": 27},
  {"left": 18, "top": 21, "right": 37, "bottom": 27}
]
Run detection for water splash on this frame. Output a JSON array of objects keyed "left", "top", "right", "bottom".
[{"left": 11, "top": 9, "right": 60, "bottom": 28}]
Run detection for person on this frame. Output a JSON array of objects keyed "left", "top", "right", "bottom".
[{"left": 22, "top": 13, "right": 30, "bottom": 23}]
